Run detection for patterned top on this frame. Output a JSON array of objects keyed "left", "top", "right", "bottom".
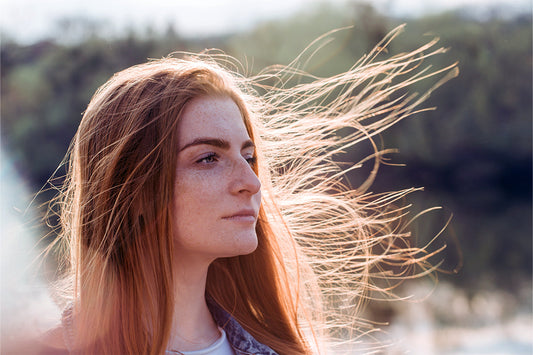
[
  {"left": 205, "top": 298, "right": 278, "bottom": 355},
  {"left": 60, "top": 298, "right": 278, "bottom": 355}
]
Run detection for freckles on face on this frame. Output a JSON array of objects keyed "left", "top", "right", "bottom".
[{"left": 172, "top": 95, "right": 262, "bottom": 263}]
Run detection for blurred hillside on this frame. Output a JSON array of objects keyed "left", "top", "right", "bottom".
[{"left": 1, "top": 2, "right": 531, "bottom": 293}]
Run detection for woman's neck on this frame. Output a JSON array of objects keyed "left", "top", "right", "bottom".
[{"left": 168, "top": 257, "right": 220, "bottom": 352}]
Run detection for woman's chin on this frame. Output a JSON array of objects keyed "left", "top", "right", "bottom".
[
  {"left": 225, "top": 234, "right": 258, "bottom": 257},
  {"left": 240, "top": 237, "right": 259, "bottom": 255}
]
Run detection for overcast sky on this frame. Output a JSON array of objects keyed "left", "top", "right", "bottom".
[{"left": 1, "top": 0, "right": 530, "bottom": 43}]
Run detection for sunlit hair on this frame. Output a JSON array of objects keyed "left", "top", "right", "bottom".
[{"left": 48, "top": 25, "right": 458, "bottom": 354}]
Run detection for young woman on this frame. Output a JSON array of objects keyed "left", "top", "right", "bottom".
[{"left": 37, "top": 27, "right": 457, "bottom": 354}]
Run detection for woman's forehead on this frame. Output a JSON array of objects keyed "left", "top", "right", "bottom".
[{"left": 177, "top": 96, "right": 251, "bottom": 147}]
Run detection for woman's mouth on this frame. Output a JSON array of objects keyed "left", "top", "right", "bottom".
[{"left": 222, "top": 209, "right": 257, "bottom": 222}]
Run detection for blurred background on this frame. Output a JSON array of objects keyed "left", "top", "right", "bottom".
[{"left": 1, "top": 0, "right": 531, "bottom": 354}]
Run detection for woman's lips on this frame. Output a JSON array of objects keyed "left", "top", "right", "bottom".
[{"left": 222, "top": 210, "right": 257, "bottom": 222}]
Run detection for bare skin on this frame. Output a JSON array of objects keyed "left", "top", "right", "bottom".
[
  {"left": 167, "top": 262, "right": 219, "bottom": 351},
  {"left": 34, "top": 96, "right": 261, "bottom": 353},
  {"left": 167, "top": 95, "right": 261, "bottom": 351}
]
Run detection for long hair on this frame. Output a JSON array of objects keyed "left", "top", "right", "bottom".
[{"left": 49, "top": 25, "right": 458, "bottom": 354}]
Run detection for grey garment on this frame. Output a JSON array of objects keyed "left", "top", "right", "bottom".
[
  {"left": 61, "top": 300, "right": 278, "bottom": 355},
  {"left": 206, "top": 299, "right": 278, "bottom": 355}
]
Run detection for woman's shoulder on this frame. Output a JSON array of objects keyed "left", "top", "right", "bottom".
[
  {"left": 7, "top": 326, "right": 71, "bottom": 355},
  {"left": 39, "top": 326, "right": 69, "bottom": 353}
]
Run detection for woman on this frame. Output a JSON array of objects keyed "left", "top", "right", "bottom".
[{"left": 38, "top": 27, "right": 457, "bottom": 354}]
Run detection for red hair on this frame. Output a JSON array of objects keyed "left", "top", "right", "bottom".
[
  {"left": 55, "top": 58, "right": 311, "bottom": 354},
  {"left": 49, "top": 26, "right": 457, "bottom": 354}
]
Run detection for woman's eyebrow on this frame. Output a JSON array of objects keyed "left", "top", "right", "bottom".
[
  {"left": 242, "top": 140, "right": 255, "bottom": 150},
  {"left": 180, "top": 138, "right": 229, "bottom": 152},
  {"left": 179, "top": 138, "right": 254, "bottom": 152}
]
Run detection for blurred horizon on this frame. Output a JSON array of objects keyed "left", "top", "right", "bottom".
[{"left": 1, "top": 0, "right": 531, "bottom": 44}]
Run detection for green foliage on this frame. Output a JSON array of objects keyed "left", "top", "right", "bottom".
[
  {"left": 1, "top": 3, "right": 531, "bottom": 287},
  {"left": 227, "top": 2, "right": 391, "bottom": 76},
  {"left": 387, "top": 12, "right": 532, "bottom": 161}
]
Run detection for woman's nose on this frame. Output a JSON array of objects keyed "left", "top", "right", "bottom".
[{"left": 230, "top": 158, "right": 261, "bottom": 195}]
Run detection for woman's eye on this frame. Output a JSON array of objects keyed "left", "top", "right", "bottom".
[
  {"left": 197, "top": 153, "right": 218, "bottom": 164},
  {"left": 245, "top": 156, "right": 257, "bottom": 166}
]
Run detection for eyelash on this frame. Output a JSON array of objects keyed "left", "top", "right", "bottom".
[
  {"left": 246, "top": 156, "right": 257, "bottom": 166},
  {"left": 197, "top": 153, "right": 218, "bottom": 164},
  {"left": 196, "top": 153, "right": 256, "bottom": 166}
]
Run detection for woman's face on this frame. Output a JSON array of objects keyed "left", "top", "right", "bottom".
[{"left": 173, "top": 95, "right": 261, "bottom": 264}]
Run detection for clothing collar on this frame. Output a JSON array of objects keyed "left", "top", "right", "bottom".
[
  {"left": 206, "top": 298, "right": 278, "bottom": 355},
  {"left": 62, "top": 299, "right": 279, "bottom": 355}
]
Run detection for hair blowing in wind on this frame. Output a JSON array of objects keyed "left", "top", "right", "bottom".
[{"left": 43, "top": 25, "right": 458, "bottom": 354}]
